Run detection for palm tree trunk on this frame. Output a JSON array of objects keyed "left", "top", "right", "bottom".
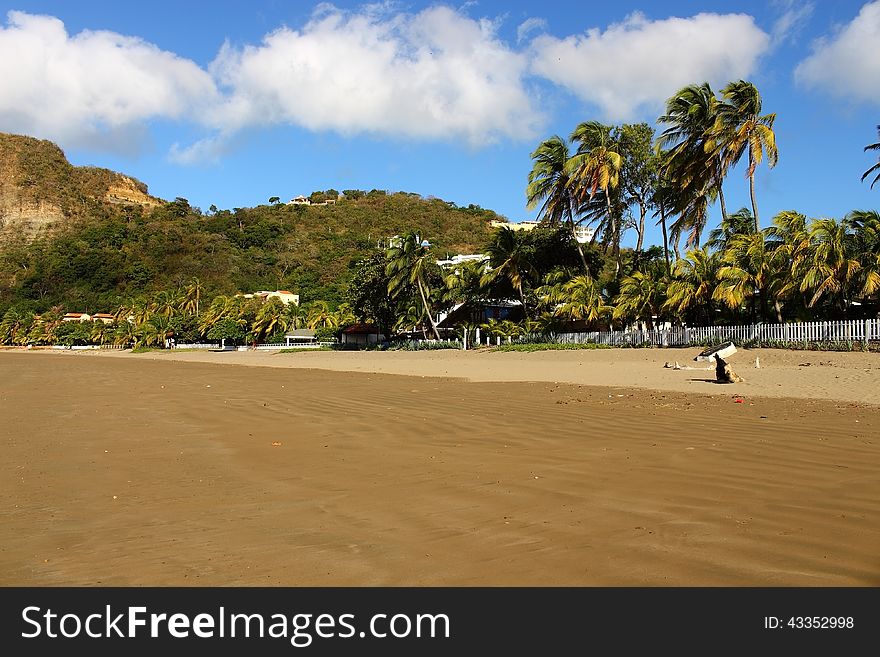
[
  {"left": 659, "top": 201, "right": 671, "bottom": 277},
  {"left": 417, "top": 277, "right": 442, "bottom": 340},
  {"left": 718, "top": 184, "right": 728, "bottom": 223},
  {"left": 517, "top": 282, "right": 529, "bottom": 320},
  {"left": 605, "top": 193, "right": 620, "bottom": 277},
  {"left": 568, "top": 218, "right": 590, "bottom": 273},
  {"left": 749, "top": 152, "right": 760, "bottom": 232}
]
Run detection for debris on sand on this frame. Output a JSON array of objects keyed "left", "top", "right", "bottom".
[{"left": 715, "top": 354, "right": 744, "bottom": 383}]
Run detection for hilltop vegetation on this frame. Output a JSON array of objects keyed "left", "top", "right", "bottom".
[{"left": 0, "top": 134, "right": 501, "bottom": 314}]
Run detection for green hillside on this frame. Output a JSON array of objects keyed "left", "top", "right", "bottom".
[{"left": 0, "top": 136, "right": 501, "bottom": 313}]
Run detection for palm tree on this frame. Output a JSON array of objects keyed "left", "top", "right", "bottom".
[
  {"left": 443, "top": 259, "right": 487, "bottom": 306},
  {"left": 0, "top": 308, "right": 33, "bottom": 345},
  {"left": 706, "top": 207, "right": 755, "bottom": 251},
  {"left": 89, "top": 321, "right": 110, "bottom": 346},
  {"left": 198, "top": 295, "right": 239, "bottom": 335},
  {"left": 862, "top": 126, "right": 880, "bottom": 188},
  {"left": 848, "top": 210, "right": 880, "bottom": 306},
  {"left": 386, "top": 232, "right": 442, "bottom": 340},
  {"left": 665, "top": 182, "right": 715, "bottom": 250},
  {"left": 713, "top": 231, "right": 780, "bottom": 322},
  {"left": 182, "top": 277, "right": 204, "bottom": 316},
  {"left": 526, "top": 135, "right": 590, "bottom": 271},
  {"left": 714, "top": 80, "right": 778, "bottom": 231},
  {"left": 282, "top": 301, "right": 306, "bottom": 331},
  {"left": 480, "top": 227, "right": 537, "bottom": 318},
  {"left": 153, "top": 289, "right": 182, "bottom": 320},
  {"left": 663, "top": 248, "right": 720, "bottom": 325},
  {"left": 765, "top": 210, "right": 812, "bottom": 316},
  {"left": 541, "top": 273, "right": 610, "bottom": 324},
  {"left": 613, "top": 271, "right": 666, "bottom": 329},
  {"left": 251, "top": 298, "right": 286, "bottom": 343},
  {"left": 801, "top": 218, "right": 877, "bottom": 316},
  {"left": 305, "top": 301, "right": 339, "bottom": 330},
  {"left": 568, "top": 121, "right": 623, "bottom": 274},
  {"left": 658, "top": 82, "right": 729, "bottom": 221},
  {"left": 334, "top": 303, "right": 357, "bottom": 328}
]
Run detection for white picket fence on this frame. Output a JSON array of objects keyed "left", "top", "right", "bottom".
[{"left": 546, "top": 318, "right": 880, "bottom": 347}]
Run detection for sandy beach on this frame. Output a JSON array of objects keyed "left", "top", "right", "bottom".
[{"left": 1, "top": 347, "right": 879, "bottom": 585}]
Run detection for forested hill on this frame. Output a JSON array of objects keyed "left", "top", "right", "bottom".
[{"left": 0, "top": 134, "right": 502, "bottom": 313}]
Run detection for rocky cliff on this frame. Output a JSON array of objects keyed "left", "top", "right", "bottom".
[{"left": 0, "top": 133, "right": 161, "bottom": 240}]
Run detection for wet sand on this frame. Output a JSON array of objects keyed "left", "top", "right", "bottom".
[{"left": 1, "top": 349, "right": 879, "bottom": 585}]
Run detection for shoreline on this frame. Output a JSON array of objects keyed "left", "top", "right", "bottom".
[{"left": 5, "top": 345, "right": 879, "bottom": 406}]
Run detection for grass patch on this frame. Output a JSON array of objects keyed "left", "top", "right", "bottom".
[
  {"left": 494, "top": 342, "right": 613, "bottom": 352},
  {"left": 131, "top": 346, "right": 163, "bottom": 353}
]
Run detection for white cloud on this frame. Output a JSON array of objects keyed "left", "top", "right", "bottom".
[
  {"left": 794, "top": 1, "right": 880, "bottom": 105},
  {"left": 0, "top": 11, "right": 217, "bottom": 152},
  {"left": 206, "top": 4, "right": 543, "bottom": 146},
  {"left": 529, "top": 11, "right": 771, "bottom": 121},
  {"left": 517, "top": 17, "right": 547, "bottom": 44},
  {"left": 771, "top": 0, "right": 814, "bottom": 46}
]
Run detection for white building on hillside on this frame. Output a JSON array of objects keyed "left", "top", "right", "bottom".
[{"left": 240, "top": 290, "right": 300, "bottom": 305}]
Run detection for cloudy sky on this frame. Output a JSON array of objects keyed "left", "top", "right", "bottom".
[{"left": 1, "top": 0, "right": 878, "bottom": 247}]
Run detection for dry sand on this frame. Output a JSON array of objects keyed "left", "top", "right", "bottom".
[{"left": 1, "top": 347, "right": 879, "bottom": 586}]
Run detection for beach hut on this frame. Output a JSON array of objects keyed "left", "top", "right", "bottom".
[{"left": 341, "top": 323, "right": 385, "bottom": 346}]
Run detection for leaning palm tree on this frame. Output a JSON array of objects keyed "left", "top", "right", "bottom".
[
  {"left": 713, "top": 80, "right": 778, "bottom": 231},
  {"left": 0, "top": 308, "right": 34, "bottom": 345},
  {"left": 198, "top": 295, "right": 239, "bottom": 335},
  {"left": 568, "top": 121, "right": 623, "bottom": 273},
  {"left": 480, "top": 227, "right": 537, "bottom": 318},
  {"left": 251, "top": 297, "right": 286, "bottom": 343},
  {"left": 658, "top": 82, "right": 729, "bottom": 221},
  {"left": 386, "top": 232, "right": 442, "bottom": 340},
  {"left": 305, "top": 301, "right": 339, "bottom": 330},
  {"left": 526, "top": 135, "right": 590, "bottom": 271},
  {"left": 862, "top": 125, "right": 880, "bottom": 189}
]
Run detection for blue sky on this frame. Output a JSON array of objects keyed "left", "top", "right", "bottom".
[{"left": 1, "top": 1, "right": 878, "bottom": 249}]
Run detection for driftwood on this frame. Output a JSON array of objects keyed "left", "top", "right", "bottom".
[{"left": 715, "top": 354, "right": 744, "bottom": 383}]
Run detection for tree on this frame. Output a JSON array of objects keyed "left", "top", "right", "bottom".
[
  {"left": 863, "top": 125, "right": 880, "bottom": 189},
  {"left": 540, "top": 272, "right": 610, "bottom": 324},
  {"left": 525, "top": 136, "right": 590, "bottom": 271},
  {"left": 268, "top": 196, "right": 281, "bottom": 205},
  {"left": 182, "top": 277, "right": 204, "bottom": 316},
  {"left": 613, "top": 270, "right": 666, "bottom": 329},
  {"left": 617, "top": 123, "right": 658, "bottom": 252},
  {"left": 305, "top": 301, "right": 339, "bottom": 330},
  {"left": 251, "top": 298, "right": 286, "bottom": 344},
  {"left": 800, "top": 218, "right": 877, "bottom": 316},
  {"left": 713, "top": 232, "right": 780, "bottom": 322},
  {"left": 568, "top": 122, "right": 623, "bottom": 274},
  {"left": 347, "top": 253, "right": 399, "bottom": 338},
  {"left": 480, "top": 227, "right": 537, "bottom": 318},
  {"left": 714, "top": 80, "right": 778, "bottom": 231},
  {"left": 386, "top": 232, "right": 442, "bottom": 340},
  {"left": 706, "top": 207, "right": 755, "bottom": 252},
  {"left": 663, "top": 248, "right": 720, "bottom": 325},
  {"left": 658, "top": 82, "right": 729, "bottom": 222},
  {"left": 765, "top": 210, "right": 812, "bottom": 317}
]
